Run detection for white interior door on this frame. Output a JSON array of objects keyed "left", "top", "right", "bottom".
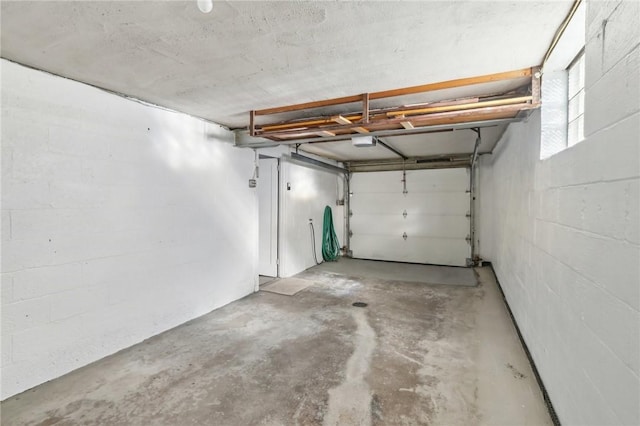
[
  {"left": 258, "top": 157, "right": 278, "bottom": 276},
  {"left": 350, "top": 168, "right": 470, "bottom": 267}
]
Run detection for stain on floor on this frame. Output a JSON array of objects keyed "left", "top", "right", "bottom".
[{"left": 1, "top": 261, "right": 552, "bottom": 426}]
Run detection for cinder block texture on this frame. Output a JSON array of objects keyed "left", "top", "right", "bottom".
[
  {"left": 1, "top": 60, "right": 258, "bottom": 399},
  {"left": 479, "top": 3, "right": 639, "bottom": 423}
]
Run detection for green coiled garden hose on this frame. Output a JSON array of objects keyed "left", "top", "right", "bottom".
[{"left": 322, "top": 205, "right": 340, "bottom": 261}]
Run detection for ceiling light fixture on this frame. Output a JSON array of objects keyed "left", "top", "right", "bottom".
[{"left": 197, "top": 0, "right": 213, "bottom": 13}]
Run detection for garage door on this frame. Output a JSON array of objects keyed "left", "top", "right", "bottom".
[{"left": 350, "top": 168, "right": 470, "bottom": 267}]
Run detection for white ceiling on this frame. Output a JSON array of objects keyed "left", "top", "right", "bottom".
[{"left": 1, "top": 0, "right": 571, "bottom": 159}]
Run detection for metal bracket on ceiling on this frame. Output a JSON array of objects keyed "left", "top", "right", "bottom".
[
  {"left": 295, "top": 143, "right": 301, "bottom": 154},
  {"left": 375, "top": 136, "right": 408, "bottom": 161}
]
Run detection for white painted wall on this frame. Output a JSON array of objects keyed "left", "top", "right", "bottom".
[
  {"left": 255, "top": 147, "right": 345, "bottom": 278},
  {"left": 1, "top": 60, "right": 258, "bottom": 399},
  {"left": 478, "top": 1, "right": 639, "bottom": 424},
  {"left": 279, "top": 158, "right": 343, "bottom": 278}
]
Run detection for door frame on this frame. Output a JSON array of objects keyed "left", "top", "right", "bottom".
[{"left": 258, "top": 155, "right": 280, "bottom": 278}]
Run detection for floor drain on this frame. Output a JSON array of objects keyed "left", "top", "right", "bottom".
[{"left": 352, "top": 302, "right": 368, "bottom": 308}]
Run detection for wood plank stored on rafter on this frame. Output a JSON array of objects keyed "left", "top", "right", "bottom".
[
  {"left": 253, "top": 67, "right": 533, "bottom": 116},
  {"left": 398, "top": 114, "right": 414, "bottom": 129},
  {"left": 362, "top": 93, "right": 370, "bottom": 124},
  {"left": 384, "top": 97, "right": 481, "bottom": 117},
  {"left": 257, "top": 103, "right": 527, "bottom": 139},
  {"left": 258, "top": 95, "right": 529, "bottom": 134},
  {"left": 370, "top": 68, "right": 532, "bottom": 100},
  {"left": 332, "top": 115, "right": 353, "bottom": 125},
  {"left": 329, "top": 115, "right": 369, "bottom": 134},
  {"left": 386, "top": 96, "right": 532, "bottom": 117},
  {"left": 255, "top": 94, "right": 363, "bottom": 116}
]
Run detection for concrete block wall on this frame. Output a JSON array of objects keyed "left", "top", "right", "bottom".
[
  {"left": 479, "top": 1, "right": 639, "bottom": 424},
  {"left": 1, "top": 60, "right": 258, "bottom": 399}
]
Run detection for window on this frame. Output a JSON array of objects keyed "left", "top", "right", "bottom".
[
  {"left": 539, "top": 0, "right": 585, "bottom": 159},
  {"left": 567, "top": 50, "right": 585, "bottom": 146}
]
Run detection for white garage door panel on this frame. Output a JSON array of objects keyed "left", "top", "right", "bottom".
[
  {"left": 350, "top": 214, "right": 469, "bottom": 239},
  {"left": 405, "top": 195, "right": 470, "bottom": 215},
  {"left": 351, "top": 193, "right": 470, "bottom": 215},
  {"left": 352, "top": 169, "right": 469, "bottom": 193},
  {"left": 405, "top": 168, "right": 469, "bottom": 191},
  {"left": 351, "top": 234, "right": 469, "bottom": 267},
  {"left": 351, "top": 171, "right": 404, "bottom": 191},
  {"left": 350, "top": 168, "right": 470, "bottom": 266}
]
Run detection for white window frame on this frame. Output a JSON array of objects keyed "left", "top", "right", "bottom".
[{"left": 539, "top": 0, "right": 585, "bottom": 160}]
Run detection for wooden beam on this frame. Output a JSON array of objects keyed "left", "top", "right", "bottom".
[
  {"left": 258, "top": 95, "right": 527, "bottom": 133},
  {"left": 261, "top": 115, "right": 361, "bottom": 132},
  {"left": 370, "top": 68, "right": 532, "bottom": 100},
  {"left": 531, "top": 67, "right": 541, "bottom": 106},
  {"left": 385, "top": 96, "right": 532, "bottom": 117},
  {"left": 251, "top": 119, "right": 519, "bottom": 145},
  {"left": 332, "top": 115, "right": 353, "bottom": 125},
  {"left": 255, "top": 94, "right": 363, "bottom": 116},
  {"left": 253, "top": 67, "right": 533, "bottom": 116},
  {"left": 259, "top": 98, "right": 474, "bottom": 132},
  {"left": 316, "top": 130, "right": 336, "bottom": 137},
  {"left": 385, "top": 97, "right": 480, "bottom": 117},
  {"left": 258, "top": 103, "right": 527, "bottom": 139},
  {"left": 330, "top": 115, "right": 369, "bottom": 134},
  {"left": 398, "top": 114, "right": 414, "bottom": 129},
  {"left": 362, "top": 93, "right": 370, "bottom": 124},
  {"left": 257, "top": 97, "right": 531, "bottom": 137}
]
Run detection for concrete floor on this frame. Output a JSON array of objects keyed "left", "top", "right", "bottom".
[
  {"left": 1, "top": 260, "right": 552, "bottom": 425},
  {"left": 259, "top": 275, "right": 277, "bottom": 286}
]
